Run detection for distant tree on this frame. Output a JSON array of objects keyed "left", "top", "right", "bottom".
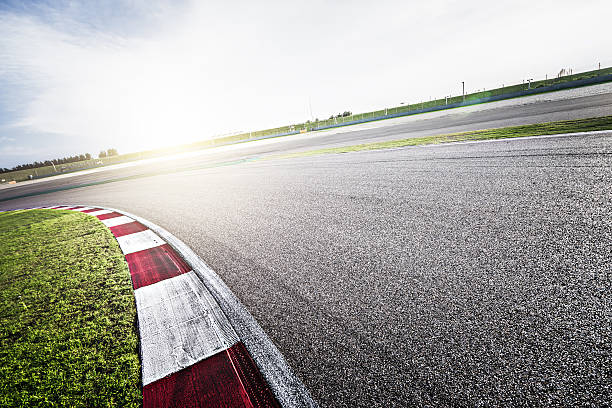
[
  {"left": 342, "top": 111, "right": 352, "bottom": 117},
  {"left": 99, "top": 151, "right": 107, "bottom": 158},
  {"left": 107, "top": 148, "right": 118, "bottom": 156},
  {"left": 557, "top": 68, "right": 566, "bottom": 78},
  {"left": 1, "top": 151, "right": 93, "bottom": 174}
]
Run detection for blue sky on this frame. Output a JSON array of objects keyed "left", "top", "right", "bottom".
[{"left": 1, "top": 0, "right": 611, "bottom": 168}]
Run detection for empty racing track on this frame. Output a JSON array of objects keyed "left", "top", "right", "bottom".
[{"left": 1, "top": 90, "right": 611, "bottom": 407}]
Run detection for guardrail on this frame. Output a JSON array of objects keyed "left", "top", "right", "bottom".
[{"left": 311, "top": 73, "right": 612, "bottom": 132}]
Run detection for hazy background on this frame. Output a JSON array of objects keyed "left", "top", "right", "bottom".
[{"left": 1, "top": 0, "right": 611, "bottom": 167}]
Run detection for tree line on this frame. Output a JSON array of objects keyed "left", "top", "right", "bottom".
[{"left": 0, "top": 148, "right": 119, "bottom": 174}]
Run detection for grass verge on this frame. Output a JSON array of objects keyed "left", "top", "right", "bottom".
[
  {"left": 0, "top": 210, "right": 140, "bottom": 407},
  {"left": 275, "top": 115, "right": 612, "bottom": 159}
]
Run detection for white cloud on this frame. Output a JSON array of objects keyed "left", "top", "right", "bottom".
[{"left": 0, "top": 143, "right": 40, "bottom": 157}]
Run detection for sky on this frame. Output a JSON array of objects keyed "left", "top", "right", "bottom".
[{"left": 1, "top": 0, "right": 611, "bottom": 168}]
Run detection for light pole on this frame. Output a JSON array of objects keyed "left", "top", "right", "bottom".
[
  {"left": 462, "top": 81, "right": 465, "bottom": 102},
  {"left": 308, "top": 97, "right": 314, "bottom": 122},
  {"left": 526, "top": 78, "right": 533, "bottom": 90}
]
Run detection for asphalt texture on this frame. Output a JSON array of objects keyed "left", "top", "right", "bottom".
[{"left": 1, "top": 92, "right": 611, "bottom": 407}]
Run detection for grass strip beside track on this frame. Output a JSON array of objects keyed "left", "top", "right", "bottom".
[
  {"left": 0, "top": 210, "right": 140, "bottom": 407},
  {"left": 275, "top": 115, "right": 612, "bottom": 159}
]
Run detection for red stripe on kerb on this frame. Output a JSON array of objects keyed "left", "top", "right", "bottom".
[
  {"left": 96, "top": 211, "right": 122, "bottom": 220},
  {"left": 143, "top": 341, "right": 280, "bottom": 408},
  {"left": 110, "top": 221, "right": 149, "bottom": 237},
  {"left": 81, "top": 208, "right": 102, "bottom": 213},
  {"left": 125, "top": 244, "right": 191, "bottom": 289}
]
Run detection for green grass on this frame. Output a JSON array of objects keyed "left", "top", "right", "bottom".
[
  {"left": 275, "top": 115, "right": 612, "bottom": 159},
  {"left": 0, "top": 210, "right": 141, "bottom": 407}
]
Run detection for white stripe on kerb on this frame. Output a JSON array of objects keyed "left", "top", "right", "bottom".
[
  {"left": 116, "top": 229, "right": 164, "bottom": 254},
  {"left": 101, "top": 215, "right": 134, "bottom": 227},
  {"left": 88, "top": 209, "right": 113, "bottom": 216},
  {"left": 135, "top": 271, "right": 239, "bottom": 385},
  {"left": 78, "top": 205, "right": 318, "bottom": 407},
  {"left": 72, "top": 206, "right": 94, "bottom": 212}
]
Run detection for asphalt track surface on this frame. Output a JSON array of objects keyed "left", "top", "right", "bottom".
[{"left": 1, "top": 92, "right": 611, "bottom": 407}]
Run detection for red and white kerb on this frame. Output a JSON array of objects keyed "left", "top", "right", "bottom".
[{"left": 43, "top": 206, "right": 280, "bottom": 408}]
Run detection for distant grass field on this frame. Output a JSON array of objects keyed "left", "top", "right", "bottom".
[
  {"left": 275, "top": 115, "right": 612, "bottom": 159},
  {"left": 0, "top": 210, "right": 140, "bottom": 407}
]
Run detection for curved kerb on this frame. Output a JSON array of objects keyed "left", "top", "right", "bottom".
[{"left": 35, "top": 205, "right": 317, "bottom": 408}]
